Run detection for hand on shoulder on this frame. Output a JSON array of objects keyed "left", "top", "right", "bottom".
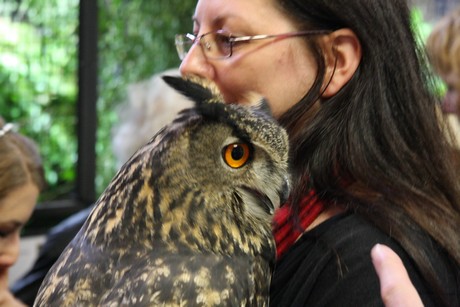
[{"left": 371, "top": 244, "right": 424, "bottom": 307}]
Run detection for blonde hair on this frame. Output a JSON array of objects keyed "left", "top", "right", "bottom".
[
  {"left": 0, "top": 117, "right": 46, "bottom": 199},
  {"left": 426, "top": 6, "right": 460, "bottom": 78}
]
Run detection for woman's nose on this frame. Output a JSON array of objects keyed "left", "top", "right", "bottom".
[{"left": 179, "top": 43, "right": 215, "bottom": 80}]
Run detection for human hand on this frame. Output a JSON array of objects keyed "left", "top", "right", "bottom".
[
  {"left": 0, "top": 269, "right": 27, "bottom": 307},
  {"left": 371, "top": 243, "right": 424, "bottom": 307}
]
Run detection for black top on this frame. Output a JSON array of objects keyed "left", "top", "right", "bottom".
[{"left": 270, "top": 212, "right": 459, "bottom": 307}]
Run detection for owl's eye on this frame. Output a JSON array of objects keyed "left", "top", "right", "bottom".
[{"left": 223, "top": 143, "right": 251, "bottom": 168}]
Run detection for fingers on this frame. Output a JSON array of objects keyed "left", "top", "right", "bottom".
[{"left": 371, "top": 243, "right": 424, "bottom": 307}]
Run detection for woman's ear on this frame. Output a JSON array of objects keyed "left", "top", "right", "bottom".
[{"left": 321, "top": 28, "right": 362, "bottom": 98}]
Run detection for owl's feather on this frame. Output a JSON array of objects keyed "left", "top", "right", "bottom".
[{"left": 34, "top": 77, "right": 290, "bottom": 307}]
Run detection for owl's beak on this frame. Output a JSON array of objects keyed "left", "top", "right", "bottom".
[
  {"left": 279, "top": 177, "right": 290, "bottom": 206},
  {"left": 240, "top": 175, "right": 290, "bottom": 216},
  {"left": 241, "top": 187, "right": 275, "bottom": 215}
]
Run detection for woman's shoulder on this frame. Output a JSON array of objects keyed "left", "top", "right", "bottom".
[
  {"left": 271, "top": 213, "right": 386, "bottom": 306},
  {"left": 271, "top": 212, "right": 448, "bottom": 307},
  {"left": 307, "top": 212, "right": 396, "bottom": 252}
]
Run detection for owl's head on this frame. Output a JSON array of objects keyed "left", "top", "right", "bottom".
[{"left": 161, "top": 76, "right": 290, "bottom": 225}]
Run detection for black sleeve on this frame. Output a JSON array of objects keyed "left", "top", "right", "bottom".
[
  {"left": 270, "top": 213, "right": 449, "bottom": 307},
  {"left": 270, "top": 222, "right": 384, "bottom": 307}
]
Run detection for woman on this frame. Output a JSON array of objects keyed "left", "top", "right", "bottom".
[
  {"left": 0, "top": 118, "right": 46, "bottom": 306},
  {"left": 176, "top": 0, "right": 460, "bottom": 305}
]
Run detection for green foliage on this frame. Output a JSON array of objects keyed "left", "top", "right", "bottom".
[
  {"left": 1, "top": 0, "right": 196, "bottom": 200},
  {"left": 97, "top": 0, "right": 196, "bottom": 194},
  {"left": 0, "top": 0, "right": 79, "bottom": 200}
]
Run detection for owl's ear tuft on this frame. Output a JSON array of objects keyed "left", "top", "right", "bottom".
[
  {"left": 162, "top": 76, "right": 222, "bottom": 105},
  {"left": 241, "top": 95, "right": 275, "bottom": 122},
  {"left": 252, "top": 97, "right": 273, "bottom": 117}
]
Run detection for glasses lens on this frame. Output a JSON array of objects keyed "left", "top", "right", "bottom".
[
  {"left": 212, "top": 32, "right": 232, "bottom": 58},
  {"left": 175, "top": 34, "right": 194, "bottom": 60},
  {"left": 175, "top": 31, "right": 232, "bottom": 60}
]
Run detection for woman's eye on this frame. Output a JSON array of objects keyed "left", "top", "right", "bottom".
[
  {"left": 223, "top": 143, "right": 251, "bottom": 168},
  {"left": 214, "top": 33, "right": 233, "bottom": 52},
  {"left": 215, "top": 32, "right": 231, "bottom": 43}
]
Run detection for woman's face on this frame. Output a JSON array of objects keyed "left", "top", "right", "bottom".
[
  {"left": 180, "top": 0, "right": 318, "bottom": 118},
  {"left": 0, "top": 181, "right": 38, "bottom": 289}
]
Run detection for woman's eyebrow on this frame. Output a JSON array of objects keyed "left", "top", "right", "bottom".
[{"left": 192, "top": 14, "right": 254, "bottom": 32}]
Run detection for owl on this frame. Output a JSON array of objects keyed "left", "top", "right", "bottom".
[{"left": 34, "top": 76, "right": 290, "bottom": 306}]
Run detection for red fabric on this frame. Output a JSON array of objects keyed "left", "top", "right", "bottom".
[{"left": 272, "top": 189, "right": 325, "bottom": 260}]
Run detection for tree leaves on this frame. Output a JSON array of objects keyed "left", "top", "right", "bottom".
[{"left": 0, "top": 0, "right": 196, "bottom": 200}]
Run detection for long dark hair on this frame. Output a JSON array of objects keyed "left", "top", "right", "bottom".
[{"left": 277, "top": 0, "right": 460, "bottom": 304}]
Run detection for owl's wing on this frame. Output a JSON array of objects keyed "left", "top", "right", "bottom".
[
  {"left": 99, "top": 252, "right": 271, "bottom": 306},
  {"left": 34, "top": 232, "right": 119, "bottom": 306}
]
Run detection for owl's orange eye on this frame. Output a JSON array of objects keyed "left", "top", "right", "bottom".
[{"left": 223, "top": 143, "right": 251, "bottom": 168}]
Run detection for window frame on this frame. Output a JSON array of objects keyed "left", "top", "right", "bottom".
[{"left": 25, "top": 0, "right": 98, "bottom": 235}]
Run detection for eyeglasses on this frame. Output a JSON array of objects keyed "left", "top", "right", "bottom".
[{"left": 175, "top": 29, "right": 331, "bottom": 60}]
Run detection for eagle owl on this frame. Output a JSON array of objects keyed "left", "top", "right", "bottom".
[{"left": 34, "top": 76, "right": 290, "bottom": 306}]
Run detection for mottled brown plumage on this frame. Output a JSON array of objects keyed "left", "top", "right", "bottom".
[{"left": 34, "top": 76, "right": 289, "bottom": 306}]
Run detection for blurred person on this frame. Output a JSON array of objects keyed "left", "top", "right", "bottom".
[
  {"left": 426, "top": 5, "right": 460, "bottom": 172},
  {"left": 10, "top": 68, "right": 192, "bottom": 305},
  {"left": 0, "top": 117, "right": 46, "bottom": 307},
  {"left": 426, "top": 5, "right": 460, "bottom": 120}
]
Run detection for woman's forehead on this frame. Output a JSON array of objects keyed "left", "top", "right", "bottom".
[{"left": 193, "top": 0, "right": 290, "bottom": 31}]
